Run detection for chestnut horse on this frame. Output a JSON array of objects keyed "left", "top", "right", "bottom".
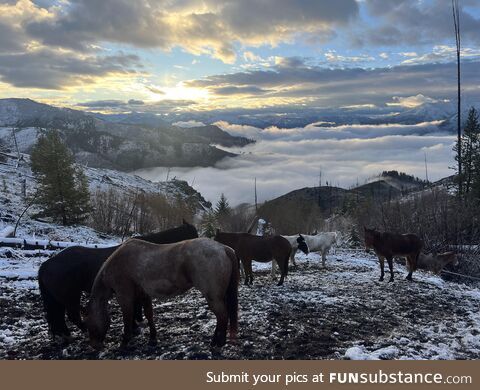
[
  {"left": 364, "top": 227, "right": 423, "bottom": 282},
  {"left": 87, "top": 238, "right": 239, "bottom": 349},
  {"left": 38, "top": 220, "right": 198, "bottom": 341},
  {"left": 214, "top": 230, "right": 292, "bottom": 286}
]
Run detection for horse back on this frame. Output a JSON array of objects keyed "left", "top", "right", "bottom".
[
  {"left": 40, "top": 245, "right": 118, "bottom": 297},
  {"left": 376, "top": 232, "right": 423, "bottom": 257},
  {"left": 102, "top": 238, "right": 234, "bottom": 298}
]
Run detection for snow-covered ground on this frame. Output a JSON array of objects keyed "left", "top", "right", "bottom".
[{"left": 1, "top": 248, "right": 479, "bottom": 360}]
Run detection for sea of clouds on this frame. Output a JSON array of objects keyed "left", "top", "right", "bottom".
[{"left": 134, "top": 120, "right": 455, "bottom": 205}]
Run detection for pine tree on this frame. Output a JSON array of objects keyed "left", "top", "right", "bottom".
[
  {"left": 454, "top": 107, "right": 480, "bottom": 195},
  {"left": 200, "top": 210, "right": 217, "bottom": 238},
  {"left": 30, "top": 129, "right": 91, "bottom": 225},
  {"left": 215, "top": 193, "right": 232, "bottom": 230}
]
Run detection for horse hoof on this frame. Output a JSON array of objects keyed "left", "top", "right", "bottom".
[
  {"left": 388, "top": 278, "right": 394, "bottom": 283},
  {"left": 211, "top": 339, "right": 226, "bottom": 348},
  {"left": 379, "top": 277, "right": 384, "bottom": 282},
  {"left": 148, "top": 338, "right": 157, "bottom": 347}
]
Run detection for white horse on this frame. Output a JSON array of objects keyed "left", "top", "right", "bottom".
[
  {"left": 272, "top": 232, "right": 340, "bottom": 277},
  {"left": 305, "top": 232, "right": 340, "bottom": 267}
]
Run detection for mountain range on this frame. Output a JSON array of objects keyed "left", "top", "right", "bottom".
[{"left": 0, "top": 98, "right": 254, "bottom": 171}]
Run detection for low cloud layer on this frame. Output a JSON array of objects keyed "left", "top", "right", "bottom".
[{"left": 135, "top": 121, "right": 455, "bottom": 205}]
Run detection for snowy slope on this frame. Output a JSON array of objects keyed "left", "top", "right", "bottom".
[{"left": 0, "top": 153, "right": 209, "bottom": 243}]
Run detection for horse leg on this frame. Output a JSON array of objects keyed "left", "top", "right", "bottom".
[
  {"left": 206, "top": 297, "right": 228, "bottom": 347},
  {"left": 321, "top": 249, "right": 327, "bottom": 268},
  {"left": 238, "top": 257, "right": 245, "bottom": 280},
  {"left": 291, "top": 248, "right": 297, "bottom": 267},
  {"left": 50, "top": 304, "right": 71, "bottom": 342},
  {"left": 378, "top": 256, "right": 385, "bottom": 281},
  {"left": 245, "top": 258, "right": 254, "bottom": 285},
  {"left": 240, "top": 258, "right": 249, "bottom": 286},
  {"left": 134, "top": 295, "right": 143, "bottom": 324},
  {"left": 141, "top": 294, "right": 157, "bottom": 346},
  {"left": 116, "top": 291, "right": 136, "bottom": 348},
  {"left": 277, "top": 256, "right": 289, "bottom": 286},
  {"left": 271, "top": 260, "right": 278, "bottom": 281},
  {"left": 406, "top": 255, "right": 414, "bottom": 281},
  {"left": 386, "top": 256, "right": 394, "bottom": 282},
  {"left": 66, "top": 294, "right": 86, "bottom": 332}
]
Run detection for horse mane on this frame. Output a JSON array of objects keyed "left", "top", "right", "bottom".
[{"left": 137, "top": 222, "right": 198, "bottom": 244}]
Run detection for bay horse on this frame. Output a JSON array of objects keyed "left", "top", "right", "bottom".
[
  {"left": 86, "top": 238, "right": 239, "bottom": 349},
  {"left": 214, "top": 230, "right": 292, "bottom": 286},
  {"left": 38, "top": 220, "right": 198, "bottom": 341},
  {"left": 364, "top": 227, "right": 423, "bottom": 282}
]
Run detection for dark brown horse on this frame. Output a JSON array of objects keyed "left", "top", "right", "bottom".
[
  {"left": 38, "top": 221, "right": 198, "bottom": 341},
  {"left": 86, "top": 238, "right": 239, "bottom": 349},
  {"left": 214, "top": 230, "right": 292, "bottom": 286},
  {"left": 364, "top": 227, "right": 423, "bottom": 282}
]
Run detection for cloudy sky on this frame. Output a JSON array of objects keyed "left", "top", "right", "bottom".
[
  {"left": 1, "top": 0, "right": 480, "bottom": 204},
  {"left": 1, "top": 0, "right": 480, "bottom": 110}
]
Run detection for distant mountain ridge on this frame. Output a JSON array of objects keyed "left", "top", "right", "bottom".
[
  {"left": 258, "top": 171, "right": 427, "bottom": 234},
  {"left": 0, "top": 98, "right": 254, "bottom": 171}
]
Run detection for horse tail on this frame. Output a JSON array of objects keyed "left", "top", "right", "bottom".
[
  {"left": 87, "top": 269, "right": 113, "bottom": 349},
  {"left": 38, "top": 262, "right": 67, "bottom": 337},
  {"left": 224, "top": 247, "right": 239, "bottom": 339}
]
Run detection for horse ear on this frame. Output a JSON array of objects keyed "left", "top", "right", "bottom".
[
  {"left": 216, "top": 228, "right": 220, "bottom": 234},
  {"left": 182, "top": 218, "right": 187, "bottom": 225}
]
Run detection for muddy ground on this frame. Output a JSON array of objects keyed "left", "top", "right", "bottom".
[{"left": 1, "top": 250, "right": 480, "bottom": 360}]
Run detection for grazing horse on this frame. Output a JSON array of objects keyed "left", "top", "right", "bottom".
[
  {"left": 38, "top": 220, "right": 198, "bottom": 341},
  {"left": 417, "top": 251, "right": 458, "bottom": 275},
  {"left": 86, "top": 238, "right": 239, "bottom": 349},
  {"left": 214, "top": 230, "right": 292, "bottom": 286},
  {"left": 271, "top": 234, "right": 309, "bottom": 277},
  {"left": 364, "top": 227, "right": 423, "bottom": 282}
]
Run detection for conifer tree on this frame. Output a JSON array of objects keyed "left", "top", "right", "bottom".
[
  {"left": 215, "top": 193, "right": 232, "bottom": 230},
  {"left": 200, "top": 210, "right": 217, "bottom": 238},
  {"left": 30, "top": 129, "right": 91, "bottom": 225},
  {"left": 455, "top": 107, "right": 480, "bottom": 196}
]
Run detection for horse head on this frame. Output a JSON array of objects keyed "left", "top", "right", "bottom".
[
  {"left": 297, "top": 234, "right": 309, "bottom": 255},
  {"left": 363, "top": 226, "right": 376, "bottom": 253},
  {"left": 85, "top": 300, "right": 110, "bottom": 351}
]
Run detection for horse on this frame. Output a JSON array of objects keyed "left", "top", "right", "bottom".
[
  {"left": 214, "top": 230, "right": 292, "bottom": 286},
  {"left": 417, "top": 251, "right": 458, "bottom": 275},
  {"left": 271, "top": 234, "right": 309, "bottom": 278},
  {"left": 292, "top": 232, "right": 339, "bottom": 267},
  {"left": 86, "top": 238, "right": 239, "bottom": 349},
  {"left": 364, "top": 227, "right": 423, "bottom": 282},
  {"left": 38, "top": 220, "right": 198, "bottom": 341}
]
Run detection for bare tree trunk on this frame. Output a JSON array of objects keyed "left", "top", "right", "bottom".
[{"left": 453, "top": 0, "right": 462, "bottom": 194}]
